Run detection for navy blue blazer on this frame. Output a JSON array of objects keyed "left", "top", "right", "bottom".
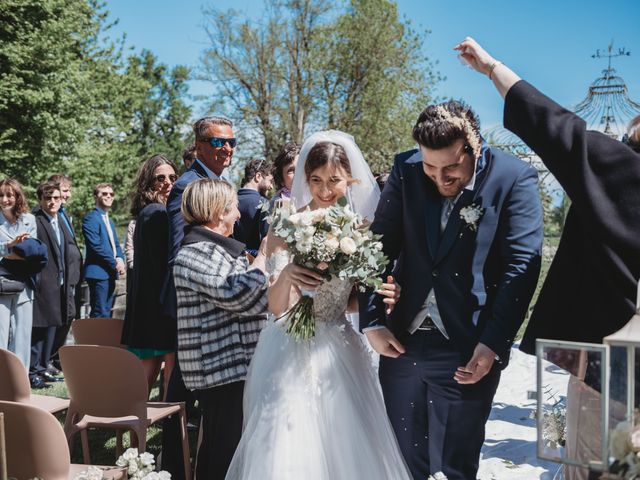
[
  {"left": 82, "top": 208, "right": 124, "bottom": 280},
  {"left": 359, "top": 146, "right": 543, "bottom": 365},
  {"left": 162, "top": 160, "right": 213, "bottom": 319}
]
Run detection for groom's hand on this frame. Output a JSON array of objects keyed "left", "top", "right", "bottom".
[
  {"left": 365, "top": 327, "right": 406, "bottom": 358},
  {"left": 454, "top": 342, "right": 496, "bottom": 384}
]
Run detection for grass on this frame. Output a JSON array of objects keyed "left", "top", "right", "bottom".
[{"left": 36, "top": 379, "right": 197, "bottom": 467}]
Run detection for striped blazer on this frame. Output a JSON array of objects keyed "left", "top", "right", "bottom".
[{"left": 173, "top": 226, "right": 268, "bottom": 390}]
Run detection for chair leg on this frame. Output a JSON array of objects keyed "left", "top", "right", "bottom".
[
  {"left": 116, "top": 430, "right": 124, "bottom": 457},
  {"left": 135, "top": 425, "right": 146, "bottom": 453},
  {"left": 63, "top": 409, "right": 79, "bottom": 454},
  {"left": 178, "top": 405, "right": 192, "bottom": 480},
  {"left": 81, "top": 429, "right": 91, "bottom": 464}
]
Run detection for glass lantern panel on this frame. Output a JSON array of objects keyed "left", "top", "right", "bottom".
[{"left": 536, "top": 339, "right": 609, "bottom": 473}]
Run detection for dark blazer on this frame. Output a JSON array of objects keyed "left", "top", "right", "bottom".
[
  {"left": 162, "top": 160, "right": 213, "bottom": 319},
  {"left": 359, "top": 145, "right": 543, "bottom": 364},
  {"left": 33, "top": 208, "right": 82, "bottom": 327},
  {"left": 122, "top": 203, "right": 175, "bottom": 350},
  {"left": 235, "top": 188, "right": 269, "bottom": 252},
  {"left": 82, "top": 208, "right": 124, "bottom": 280},
  {"left": 505, "top": 81, "right": 640, "bottom": 354}
]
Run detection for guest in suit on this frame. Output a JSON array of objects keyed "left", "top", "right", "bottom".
[
  {"left": 173, "top": 179, "right": 268, "bottom": 480},
  {"left": 161, "top": 116, "right": 236, "bottom": 479},
  {"left": 47, "top": 174, "right": 82, "bottom": 372},
  {"left": 31, "top": 181, "right": 82, "bottom": 388},
  {"left": 0, "top": 179, "right": 37, "bottom": 370},
  {"left": 82, "top": 183, "right": 125, "bottom": 318},
  {"left": 234, "top": 159, "right": 273, "bottom": 256},
  {"left": 122, "top": 154, "right": 178, "bottom": 397},
  {"left": 456, "top": 36, "right": 640, "bottom": 480},
  {"left": 359, "top": 100, "right": 543, "bottom": 479}
]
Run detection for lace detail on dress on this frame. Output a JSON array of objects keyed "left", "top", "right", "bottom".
[
  {"left": 265, "top": 250, "right": 291, "bottom": 279},
  {"left": 311, "top": 276, "right": 353, "bottom": 325}
]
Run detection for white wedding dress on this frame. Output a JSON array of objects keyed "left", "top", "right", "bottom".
[{"left": 225, "top": 250, "right": 412, "bottom": 480}]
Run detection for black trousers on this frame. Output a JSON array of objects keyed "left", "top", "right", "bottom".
[
  {"left": 379, "top": 329, "right": 501, "bottom": 480},
  {"left": 30, "top": 326, "right": 56, "bottom": 377},
  {"left": 161, "top": 361, "right": 196, "bottom": 480},
  {"left": 194, "top": 380, "right": 244, "bottom": 480}
]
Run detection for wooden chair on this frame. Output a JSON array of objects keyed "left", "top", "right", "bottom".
[
  {"left": 71, "top": 317, "right": 124, "bottom": 347},
  {"left": 60, "top": 345, "right": 192, "bottom": 480},
  {"left": 0, "top": 348, "right": 69, "bottom": 414},
  {"left": 0, "top": 400, "right": 125, "bottom": 480}
]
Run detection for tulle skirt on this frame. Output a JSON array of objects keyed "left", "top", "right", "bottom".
[{"left": 225, "top": 316, "right": 412, "bottom": 480}]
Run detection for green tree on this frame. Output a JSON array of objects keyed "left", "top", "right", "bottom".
[
  {"left": 318, "top": 0, "right": 441, "bottom": 173},
  {"left": 199, "top": 0, "right": 440, "bottom": 172}
]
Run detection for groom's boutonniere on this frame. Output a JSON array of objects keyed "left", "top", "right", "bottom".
[{"left": 459, "top": 203, "right": 484, "bottom": 232}]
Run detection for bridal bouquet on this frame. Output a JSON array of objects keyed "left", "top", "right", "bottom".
[{"left": 269, "top": 198, "right": 388, "bottom": 340}]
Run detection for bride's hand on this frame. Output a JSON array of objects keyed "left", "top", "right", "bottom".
[
  {"left": 281, "top": 263, "right": 324, "bottom": 290},
  {"left": 376, "top": 275, "right": 401, "bottom": 314}
]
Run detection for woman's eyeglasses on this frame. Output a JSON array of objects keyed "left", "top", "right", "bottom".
[{"left": 155, "top": 174, "right": 178, "bottom": 184}]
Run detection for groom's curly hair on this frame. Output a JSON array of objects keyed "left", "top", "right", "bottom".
[{"left": 412, "top": 100, "right": 481, "bottom": 156}]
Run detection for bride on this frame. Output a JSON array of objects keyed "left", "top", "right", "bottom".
[{"left": 225, "top": 131, "right": 412, "bottom": 479}]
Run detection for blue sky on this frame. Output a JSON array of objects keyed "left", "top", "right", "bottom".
[{"left": 105, "top": 0, "right": 640, "bottom": 131}]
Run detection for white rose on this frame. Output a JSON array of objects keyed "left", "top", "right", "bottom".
[
  {"left": 311, "top": 209, "right": 326, "bottom": 222},
  {"left": 123, "top": 448, "right": 138, "bottom": 460},
  {"left": 303, "top": 226, "right": 316, "bottom": 237},
  {"left": 299, "top": 211, "right": 314, "bottom": 226},
  {"left": 139, "top": 452, "right": 155, "bottom": 466},
  {"left": 611, "top": 422, "right": 633, "bottom": 460},
  {"left": 325, "top": 237, "right": 339, "bottom": 251},
  {"left": 339, "top": 237, "right": 357, "bottom": 255},
  {"left": 158, "top": 472, "right": 172, "bottom": 480},
  {"left": 288, "top": 213, "right": 301, "bottom": 225},
  {"left": 128, "top": 462, "right": 139, "bottom": 474},
  {"left": 296, "top": 241, "right": 312, "bottom": 253}
]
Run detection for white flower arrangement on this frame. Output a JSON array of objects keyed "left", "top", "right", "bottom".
[
  {"left": 269, "top": 198, "right": 388, "bottom": 340},
  {"left": 428, "top": 473, "right": 448, "bottom": 480},
  {"left": 609, "top": 421, "right": 640, "bottom": 479},
  {"left": 73, "top": 448, "right": 170, "bottom": 480},
  {"left": 459, "top": 203, "right": 484, "bottom": 232}
]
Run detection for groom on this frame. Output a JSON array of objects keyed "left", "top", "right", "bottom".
[{"left": 360, "top": 101, "right": 543, "bottom": 479}]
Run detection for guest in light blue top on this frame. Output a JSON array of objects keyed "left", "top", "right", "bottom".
[{"left": 0, "top": 179, "right": 36, "bottom": 369}]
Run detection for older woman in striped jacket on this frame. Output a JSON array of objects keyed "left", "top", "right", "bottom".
[{"left": 173, "top": 179, "right": 268, "bottom": 480}]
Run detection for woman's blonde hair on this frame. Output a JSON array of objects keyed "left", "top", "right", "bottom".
[{"left": 181, "top": 179, "right": 236, "bottom": 226}]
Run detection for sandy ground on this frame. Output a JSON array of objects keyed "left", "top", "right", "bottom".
[{"left": 478, "top": 345, "right": 569, "bottom": 480}]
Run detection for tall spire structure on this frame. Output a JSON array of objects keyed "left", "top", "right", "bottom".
[{"left": 574, "top": 42, "right": 640, "bottom": 139}]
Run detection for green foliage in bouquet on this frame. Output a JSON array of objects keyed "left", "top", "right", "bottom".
[{"left": 269, "top": 197, "right": 388, "bottom": 340}]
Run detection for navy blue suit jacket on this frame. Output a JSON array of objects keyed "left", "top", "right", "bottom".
[
  {"left": 82, "top": 208, "right": 124, "bottom": 280},
  {"left": 359, "top": 146, "right": 543, "bottom": 365},
  {"left": 162, "top": 160, "right": 212, "bottom": 318}
]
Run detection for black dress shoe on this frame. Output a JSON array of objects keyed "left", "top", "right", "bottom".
[
  {"left": 41, "top": 371, "right": 64, "bottom": 382},
  {"left": 30, "top": 375, "right": 53, "bottom": 389},
  {"left": 46, "top": 362, "right": 62, "bottom": 376}
]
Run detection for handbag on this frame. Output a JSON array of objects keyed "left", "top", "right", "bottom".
[{"left": 0, "top": 275, "right": 25, "bottom": 294}]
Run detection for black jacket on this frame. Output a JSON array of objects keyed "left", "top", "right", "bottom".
[{"left": 505, "top": 81, "right": 640, "bottom": 353}]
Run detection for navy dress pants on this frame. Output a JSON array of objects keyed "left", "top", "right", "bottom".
[
  {"left": 87, "top": 278, "right": 115, "bottom": 318},
  {"left": 379, "top": 329, "right": 501, "bottom": 480}
]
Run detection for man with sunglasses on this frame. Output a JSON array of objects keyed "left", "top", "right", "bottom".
[
  {"left": 160, "top": 115, "right": 236, "bottom": 480},
  {"left": 82, "top": 183, "right": 125, "bottom": 318}
]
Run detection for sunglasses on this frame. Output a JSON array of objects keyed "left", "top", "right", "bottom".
[
  {"left": 155, "top": 174, "right": 178, "bottom": 184},
  {"left": 99, "top": 192, "right": 114, "bottom": 197},
  {"left": 204, "top": 136, "right": 237, "bottom": 148}
]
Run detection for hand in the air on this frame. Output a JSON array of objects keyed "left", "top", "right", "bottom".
[
  {"left": 454, "top": 342, "right": 496, "bottom": 384},
  {"left": 453, "top": 37, "right": 497, "bottom": 76},
  {"left": 376, "top": 275, "right": 401, "bottom": 315},
  {"left": 365, "top": 327, "right": 406, "bottom": 358}
]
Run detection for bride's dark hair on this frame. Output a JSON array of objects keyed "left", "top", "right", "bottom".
[{"left": 304, "top": 142, "right": 354, "bottom": 180}]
